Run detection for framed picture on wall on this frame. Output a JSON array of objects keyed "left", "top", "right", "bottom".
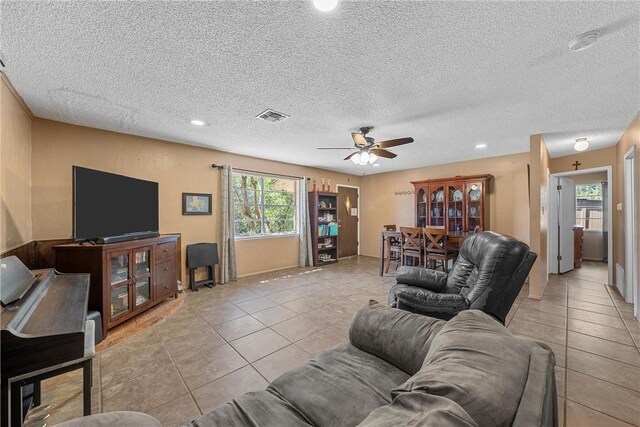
[{"left": 182, "top": 193, "right": 212, "bottom": 215}]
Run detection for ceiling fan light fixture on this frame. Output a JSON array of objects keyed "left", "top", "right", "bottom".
[
  {"left": 313, "top": 0, "right": 338, "bottom": 12},
  {"left": 368, "top": 153, "right": 378, "bottom": 164},
  {"left": 350, "top": 152, "right": 361, "bottom": 165},
  {"left": 359, "top": 151, "right": 370, "bottom": 165},
  {"left": 574, "top": 138, "right": 589, "bottom": 151}
]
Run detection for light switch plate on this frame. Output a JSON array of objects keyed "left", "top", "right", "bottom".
[{"left": 617, "top": 203, "right": 623, "bottom": 211}]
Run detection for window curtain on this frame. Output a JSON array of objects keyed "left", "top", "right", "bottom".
[
  {"left": 220, "top": 166, "right": 237, "bottom": 283},
  {"left": 298, "top": 177, "right": 313, "bottom": 267}
]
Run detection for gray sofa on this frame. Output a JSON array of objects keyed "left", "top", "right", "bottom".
[{"left": 59, "top": 302, "right": 557, "bottom": 427}]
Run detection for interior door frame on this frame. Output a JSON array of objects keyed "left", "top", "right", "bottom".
[
  {"left": 623, "top": 146, "right": 638, "bottom": 313},
  {"left": 547, "top": 166, "right": 613, "bottom": 286},
  {"left": 336, "top": 184, "right": 360, "bottom": 257}
]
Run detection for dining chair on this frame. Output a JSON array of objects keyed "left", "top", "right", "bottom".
[
  {"left": 383, "top": 225, "right": 401, "bottom": 273},
  {"left": 400, "top": 227, "right": 423, "bottom": 267},
  {"left": 423, "top": 227, "right": 458, "bottom": 273}
]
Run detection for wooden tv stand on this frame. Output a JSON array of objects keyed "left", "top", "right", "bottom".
[{"left": 54, "top": 234, "right": 181, "bottom": 335}]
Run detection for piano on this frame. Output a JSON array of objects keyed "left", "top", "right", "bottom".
[{"left": 1, "top": 256, "right": 90, "bottom": 426}]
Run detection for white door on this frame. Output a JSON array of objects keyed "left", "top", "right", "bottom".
[
  {"left": 548, "top": 177, "right": 559, "bottom": 275},
  {"left": 623, "top": 146, "right": 637, "bottom": 312},
  {"left": 558, "top": 177, "right": 576, "bottom": 273}
]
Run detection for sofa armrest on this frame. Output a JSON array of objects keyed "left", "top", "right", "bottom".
[
  {"left": 395, "top": 287, "right": 469, "bottom": 315},
  {"left": 349, "top": 301, "right": 445, "bottom": 375},
  {"left": 395, "top": 266, "right": 448, "bottom": 292}
]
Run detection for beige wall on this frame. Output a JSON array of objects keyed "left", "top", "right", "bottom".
[
  {"left": 359, "top": 152, "right": 530, "bottom": 258},
  {"left": 30, "top": 118, "right": 361, "bottom": 281},
  {"left": 614, "top": 113, "right": 640, "bottom": 290},
  {"left": 0, "top": 74, "right": 33, "bottom": 252},
  {"left": 529, "top": 134, "right": 550, "bottom": 299},
  {"left": 549, "top": 146, "right": 616, "bottom": 174}
]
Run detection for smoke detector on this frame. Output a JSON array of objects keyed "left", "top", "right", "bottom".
[
  {"left": 568, "top": 30, "right": 601, "bottom": 52},
  {"left": 256, "top": 109, "right": 290, "bottom": 123}
]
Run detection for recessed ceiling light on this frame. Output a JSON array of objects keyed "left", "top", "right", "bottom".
[
  {"left": 568, "top": 30, "right": 601, "bottom": 52},
  {"left": 475, "top": 143, "right": 487, "bottom": 149},
  {"left": 373, "top": 164, "right": 380, "bottom": 167},
  {"left": 190, "top": 119, "right": 205, "bottom": 126},
  {"left": 313, "top": 0, "right": 338, "bottom": 12},
  {"left": 574, "top": 138, "right": 589, "bottom": 151}
]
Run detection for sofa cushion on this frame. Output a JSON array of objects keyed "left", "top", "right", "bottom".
[
  {"left": 269, "top": 343, "right": 410, "bottom": 427},
  {"left": 349, "top": 300, "right": 445, "bottom": 375},
  {"left": 357, "top": 392, "right": 478, "bottom": 427},
  {"left": 393, "top": 310, "right": 531, "bottom": 427},
  {"left": 190, "top": 390, "right": 313, "bottom": 427},
  {"left": 391, "top": 285, "right": 469, "bottom": 316}
]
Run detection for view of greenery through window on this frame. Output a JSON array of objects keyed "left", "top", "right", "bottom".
[
  {"left": 576, "top": 183, "right": 603, "bottom": 231},
  {"left": 233, "top": 173, "right": 297, "bottom": 237}
]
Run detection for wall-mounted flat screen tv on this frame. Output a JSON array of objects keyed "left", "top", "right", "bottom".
[{"left": 73, "top": 166, "right": 159, "bottom": 241}]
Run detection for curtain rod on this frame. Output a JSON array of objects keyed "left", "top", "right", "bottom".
[{"left": 211, "top": 164, "right": 309, "bottom": 180}]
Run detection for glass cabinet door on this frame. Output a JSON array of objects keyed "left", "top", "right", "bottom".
[
  {"left": 429, "top": 185, "right": 445, "bottom": 227},
  {"left": 133, "top": 248, "right": 152, "bottom": 308},
  {"left": 467, "top": 182, "right": 483, "bottom": 232},
  {"left": 109, "top": 252, "right": 131, "bottom": 319},
  {"left": 416, "top": 188, "right": 427, "bottom": 227},
  {"left": 134, "top": 249, "right": 150, "bottom": 276},
  {"left": 447, "top": 184, "right": 464, "bottom": 233},
  {"left": 111, "top": 284, "right": 129, "bottom": 318},
  {"left": 110, "top": 253, "right": 129, "bottom": 285}
]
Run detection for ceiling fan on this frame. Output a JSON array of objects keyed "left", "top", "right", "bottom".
[{"left": 317, "top": 126, "right": 414, "bottom": 165}]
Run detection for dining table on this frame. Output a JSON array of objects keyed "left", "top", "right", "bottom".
[{"left": 378, "top": 229, "right": 470, "bottom": 276}]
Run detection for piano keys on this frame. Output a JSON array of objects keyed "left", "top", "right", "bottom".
[{"left": 1, "top": 256, "right": 90, "bottom": 426}]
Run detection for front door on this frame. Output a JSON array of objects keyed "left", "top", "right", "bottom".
[
  {"left": 337, "top": 186, "right": 359, "bottom": 258},
  {"left": 558, "top": 177, "right": 576, "bottom": 273}
]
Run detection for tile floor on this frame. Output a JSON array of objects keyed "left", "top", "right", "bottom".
[
  {"left": 33, "top": 258, "right": 639, "bottom": 427},
  {"left": 506, "top": 261, "right": 640, "bottom": 427}
]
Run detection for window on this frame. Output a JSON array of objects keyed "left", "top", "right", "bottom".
[
  {"left": 575, "top": 183, "right": 603, "bottom": 231},
  {"left": 233, "top": 173, "right": 298, "bottom": 237}
]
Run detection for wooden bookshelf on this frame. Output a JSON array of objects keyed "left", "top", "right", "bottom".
[{"left": 308, "top": 191, "right": 339, "bottom": 266}]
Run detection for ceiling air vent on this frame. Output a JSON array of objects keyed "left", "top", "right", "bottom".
[{"left": 256, "top": 109, "right": 290, "bottom": 123}]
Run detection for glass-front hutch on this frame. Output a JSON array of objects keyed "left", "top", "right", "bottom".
[{"left": 412, "top": 175, "right": 493, "bottom": 232}]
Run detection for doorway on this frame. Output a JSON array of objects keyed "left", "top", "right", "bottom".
[
  {"left": 623, "top": 146, "right": 638, "bottom": 316},
  {"left": 337, "top": 185, "right": 359, "bottom": 258},
  {"left": 547, "top": 166, "right": 613, "bottom": 285}
]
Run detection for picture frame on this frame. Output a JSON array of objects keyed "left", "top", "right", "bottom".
[{"left": 182, "top": 192, "right": 212, "bottom": 215}]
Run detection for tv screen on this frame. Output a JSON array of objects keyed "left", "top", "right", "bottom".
[{"left": 73, "top": 166, "right": 159, "bottom": 240}]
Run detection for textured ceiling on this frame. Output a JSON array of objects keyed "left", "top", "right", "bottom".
[{"left": 2, "top": 1, "right": 639, "bottom": 175}]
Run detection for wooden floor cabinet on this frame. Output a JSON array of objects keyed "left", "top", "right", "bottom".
[
  {"left": 54, "top": 235, "right": 180, "bottom": 335},
  {"left": 411, "top": 175, "right": 493, "bottom": 232}
]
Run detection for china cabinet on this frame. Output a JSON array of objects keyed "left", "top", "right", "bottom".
[{"left": 412, "top": 175, "right": 493, "bottom": 232}]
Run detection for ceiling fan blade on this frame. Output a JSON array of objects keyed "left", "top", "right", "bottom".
[
  {"left": 317, "top": 147, "right": 355, "bottom": 150},
  {"left": 370, "top": 148, "right": 397, "bottom": 159},
  {"left": 344, "top": 152, "right": 359, "bottom": 161},
  {"left": 352, "top": 132, "right": 368, "bottom": 147},
  {"left": 375, "top": 137, "right": 414, "bottom": 149}
]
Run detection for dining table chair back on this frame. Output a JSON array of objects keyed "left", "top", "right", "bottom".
[
  {"left": 423, "top": 227, "right": 457, "bottom": 272},
  {"left": 400, "top": 227, "right": 423, "bottom": 267}
]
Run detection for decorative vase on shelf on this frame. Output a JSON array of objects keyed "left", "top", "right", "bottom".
[
  {"left": 327, "top": 179, "right": 332, "bottom": 192},
  {"left": 321, "top": 178, "right": 326, "bottom": 192}
]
